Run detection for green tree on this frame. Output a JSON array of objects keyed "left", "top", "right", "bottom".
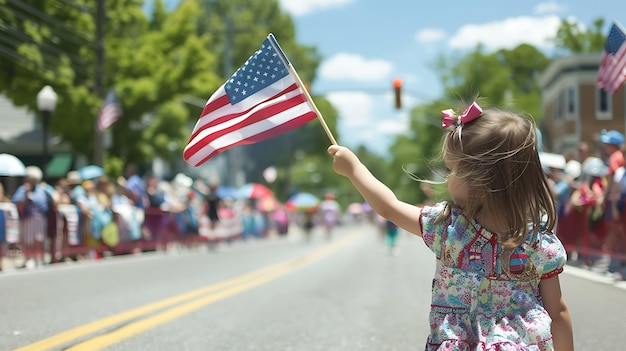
[
  {"left": 107, "top": 0, "right": 222, "bottom": 166},
  {"left": 0, "top": 0, "right": 101, "bottom": 154},
  {"left": 437, "top": 43, "right": 549, "bottom": 118},
  {"left": 0, "top": 0, "right": 221, "bottom": 169},
  {"left": 552, "top": 18, "right": 607, "bottom": 54}
]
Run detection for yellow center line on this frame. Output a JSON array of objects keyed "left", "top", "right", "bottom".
[{"left": 14, "top": 231, "right": 363, "bottom": 351}]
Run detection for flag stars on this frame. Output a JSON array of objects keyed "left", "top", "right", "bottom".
[{"left": 223, "top": 37, "right": 290, "bottom": 102}]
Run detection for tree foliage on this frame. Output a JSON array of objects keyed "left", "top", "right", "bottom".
[
  {"left": 0, "top": 0, "right": 100, "bottom": 154},
  {"left": 552, "top": 18, "right": 607, "bottom": 54},
  {"left": 436, "top": 43, "right": 549, "bottom": 119}
]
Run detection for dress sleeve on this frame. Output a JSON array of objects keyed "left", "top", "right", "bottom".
[
  {"left": 420, "top": 202, "right": 448, "bottom": 258},
  {"left": 530, "top": 231, "right": 567, "bottom": 279}
]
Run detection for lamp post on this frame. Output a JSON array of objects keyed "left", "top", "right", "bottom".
[{"left": 36, "top": 85, "right": 58, "bottom": 179}]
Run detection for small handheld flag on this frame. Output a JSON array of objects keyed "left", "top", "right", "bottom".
[
  {"left": 183, "top": 33, "right": 335, "bottom": 167},
  {"left": 96, "top": 89, "right": 123, "bottom": 132},
  {"left": 597, "top": 21, "right": 626, "bottom": 95}
]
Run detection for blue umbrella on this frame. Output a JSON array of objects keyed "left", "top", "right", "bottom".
[
  {"left": 286, "top": 192, "right": 319, "bottom": 211},
  {"left": 216, "top": 186, "right": 240, "bottom": 200},
  {"left": 79, "top": 165, "right": 105, "bottom": 180}
]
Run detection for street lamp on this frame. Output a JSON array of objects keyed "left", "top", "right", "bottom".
[{"left": 36, "top": 85, "right": 58, "bottom": 179}]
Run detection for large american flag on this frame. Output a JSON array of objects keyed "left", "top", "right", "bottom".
[
  {"left": 597, "top": 22, "right": 626, "bottom": 95},
  {"left": 96, "top": 89, "right": 123, "bottom": 132},
  {"left": 183, "top": 34, "right": 318, "bottom": 167}
]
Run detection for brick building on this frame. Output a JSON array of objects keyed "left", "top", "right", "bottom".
[{"left": 538, "top": 53, "right": 626, "bottom": 159}]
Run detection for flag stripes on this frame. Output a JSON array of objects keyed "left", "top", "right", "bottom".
[
  {"left": 96, "top": 89, "right": 123, "bottom": 132},
  {"left": 183, "top": 34, "right": 318, "bottom": 167},
  {"left": 184, "top": 85, "right": 316, "bottom": 166},
  {"left": 597, "top": 22, "right": 626, "bottom": 95}
]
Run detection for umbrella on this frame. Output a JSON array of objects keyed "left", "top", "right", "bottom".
[
  {"left": 286, "top": 192, "right": 319, "bottom": 211},
  {"left": 79, "top": 165, "right": 105, "bottom": 180},
  {"left": 0, "top": 153, "right": 26, "bottom": 176},
  {"left": 256, "top": 196, "right": 280, "bottom": 212},
  {"left": 216, "top": 186, "right": 240, "bottom": 200},
  {"left": 237, "top": 183, "right": 273, "bottom": 199},
  {"left": 539, "top": 152, "right": 566, "bottom": 169},
  {"left": 347, "top": 202, "right": 364, "bottom": 214},
  {"left": 582, "top": 157, "right": 609, "bottom": 177}
]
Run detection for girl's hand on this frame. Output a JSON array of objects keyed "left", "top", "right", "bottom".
[{"left": 327, "top": 145, "right": 360, "bottom": 177}]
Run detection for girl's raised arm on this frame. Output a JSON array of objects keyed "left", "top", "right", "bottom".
[{"left": 328, "top": 145, "right": 423, "bottom": 236}]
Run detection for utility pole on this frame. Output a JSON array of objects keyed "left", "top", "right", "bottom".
[
  {"left": 221, "top": 16, "right": 234, "bottom": 186},
  {"left": 93, "top": 0, "right": 105, "bottom": 167},
  {"left": 220, "top": 16, "right": 250, "bottom": 187}
]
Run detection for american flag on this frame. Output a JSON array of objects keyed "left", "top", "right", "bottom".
[
  {"left": 597, "top": 21, "right": 626, "bottom": 95},
  {"left": 96, "top": 89, "right": 123, "bottom": 132},
  {"left": 183, "top": 34, "right": 318, "bottom": 167}
]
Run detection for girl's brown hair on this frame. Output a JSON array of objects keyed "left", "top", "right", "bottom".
[{"left": 441, "top": 106, "right": 557, "bottom": 248}]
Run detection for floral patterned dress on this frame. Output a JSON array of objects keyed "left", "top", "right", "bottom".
[{"left": 419, "top": 202, "right": 567, "bottom": 351}]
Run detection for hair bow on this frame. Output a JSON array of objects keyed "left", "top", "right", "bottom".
[{"left": 441, "top": 102, "right": 483, "bottom": 129}]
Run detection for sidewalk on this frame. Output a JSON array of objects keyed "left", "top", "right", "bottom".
[
  {"left": 564, "top": 265, "right": 626, "bottom": 291},
  {"left": 1, "top": 252, "right": 49, "bottom": 273}
]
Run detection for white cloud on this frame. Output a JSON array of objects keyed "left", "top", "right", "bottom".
[
  {"left": 324, "top": 90, "right": 409, "bottom": 154},
  {"left": 415, "top": 28, "right": 446, "bottom": 43},
  {"left": 375, "top": 114, "right": 409, "bottom": 136},
  {"left": 279, "top": 0, "right": 353, "bottom": 16},
  {"left": 325, "top": 91, "right": 374, "bottom": 128},
  {"left": 344, "top": 114, "right": 408, "bottom": 154},
  {"left": 319, "top": 53, "right": 393, "bottom": 81},
  {"left": 534, "top": 2, "right": 566, "bottom": 15},
  {"left": 448, "top": 16, "right": 562, "bottom": 51}
]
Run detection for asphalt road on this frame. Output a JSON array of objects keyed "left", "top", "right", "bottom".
[{"left": 1, "top": 223, "right": 624, "bottom": 351}]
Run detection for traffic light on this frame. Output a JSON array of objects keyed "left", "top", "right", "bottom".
[{"left": 392, "top": 78, "right": 402, "bottom": 109}]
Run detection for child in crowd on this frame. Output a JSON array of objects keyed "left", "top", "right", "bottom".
[
  {"left": 328, "top": 101, "right": 574, "bottom": 350},
  {"left": 384, "top": 219, "right": 399, "bottom": 256}
]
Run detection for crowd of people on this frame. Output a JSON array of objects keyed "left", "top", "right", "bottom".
[
  {"left": 3, "top": 129, "right": 624, "bottom": 285},
  {"left": 0, "top": 164, "right": 348, "bottom": 272},
  {"left": 545, "top": 129, "right": 626, "bottom": 281}
]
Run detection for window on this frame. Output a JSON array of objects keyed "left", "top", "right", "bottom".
[
  {"left": 596, "top": 88, "right": 612, "bottom": 120},
  {"left": 566, "top": 86, "right": 576, "bottom": 119},
  {"left": 554, "top": 92, "right": 564, "bottom": 122}
]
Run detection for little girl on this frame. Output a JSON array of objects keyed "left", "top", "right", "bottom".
[{"left": 328, "top": 102, "right": 574, "bottom": 350}]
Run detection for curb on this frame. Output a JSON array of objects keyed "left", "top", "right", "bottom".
[{"left": 564, "top": 265, "right": 626, "bottom": 291}]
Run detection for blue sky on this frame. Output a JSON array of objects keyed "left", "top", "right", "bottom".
[{"left": 152, "top": 0, "right": 626, "bottom": 155}]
